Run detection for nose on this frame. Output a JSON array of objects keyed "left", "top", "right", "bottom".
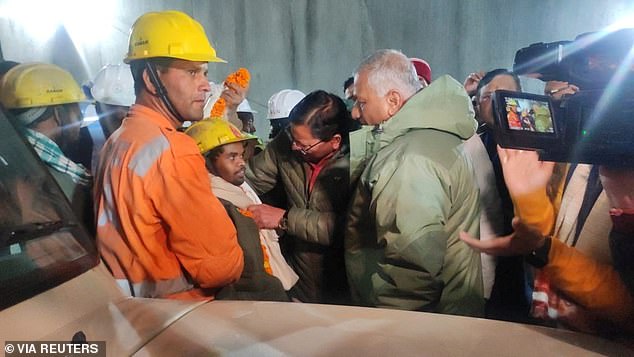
[
  {"left": 351, "top": 106, "right": 361, "bottom": 121},
  {"left": 201, "top": 79, "right": 211, "bottom": 92}
]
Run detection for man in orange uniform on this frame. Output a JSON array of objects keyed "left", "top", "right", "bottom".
[{"left": 94, "top": 10, "right": 244, "bottom": 299}]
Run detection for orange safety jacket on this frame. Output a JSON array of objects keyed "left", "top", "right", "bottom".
[{"left": 94, "top": 105, "right": 243, "bottom": 299}]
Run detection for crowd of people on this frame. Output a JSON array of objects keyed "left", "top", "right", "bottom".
[{"left": 0, "top": 10, "right": 632, "bottom": 342}]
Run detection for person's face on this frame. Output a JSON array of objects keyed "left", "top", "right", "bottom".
[
  {"left": 209, "top": 142, "right": 247, "bottom": 186},
  {"left": 351, "top": 70, "right": 391, "bottom": 125},
  {"left": 288, "top": 123, "right": 340, "bottom": 164},
  {"left": 343, "top": 86, "right": 355, "bottom": 112},
  {"left": 476, "top": 74, "right": 519, "bottom": 126},
  {"left": 97, "top": 102, "right": 129, "bottom": 138},
  {"left": 56, "top": 103, "right": 83, "bottom": 151},
  {"left": 269, "top": 118, "right": 289, "bottom": 139},
  {"left": 237, "top": 112, "right": 256, "bottom": 134},
  {"left": 157, "top": 60, "right": 210, "bottom": 122},
  {"left": 344, "top": 85, "right": 354, "bottom": 101}
]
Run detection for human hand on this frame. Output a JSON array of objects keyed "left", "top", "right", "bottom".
[
  {"left": 463, "top": 71, "right": 485, "bottom": 96},
  {"left": 222, "top": 81, "right": 249, "bottom": 112},
  {"left": 497, "top": 146, "right": 555, "bottom": 197},
  {"left": 545, "top": 81, "right": 579, "bottom": 101},
  {"left": 599, "top": 166, "right": 634, "bottom": 214},
  {"left": 556, "top": 298, "right": 602, "bottom": 334},
  {"left": 460, "top": 217, "right": 546, "bottom": 256},
  {"left": 246, "top": 204, "right": 286, "bottom": 229}
]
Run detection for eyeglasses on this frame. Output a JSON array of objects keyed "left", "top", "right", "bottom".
[
  {"left": 479, "top": 92, "right": 493, "bottom": 102},
  {"left": 286, "top": 128, "right": 324, "bottom": 155},
  {"left": 296, "top": 139, "right": 324, "bottom": 155}
]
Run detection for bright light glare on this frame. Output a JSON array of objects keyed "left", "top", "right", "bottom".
[
  {"left": 608, "top": 8, "right": 634, "bottom": 31},
  {"left": 63, "top": 1, "right": 117, "bottom": 45},
  {"left": 0, "top": 1, "right": 62, "bottom": 41},
  {"left": 0, "top": 0, "right": 116, "bottom": 44}
]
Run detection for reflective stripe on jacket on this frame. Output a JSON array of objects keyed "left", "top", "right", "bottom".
[{"left": 95, "top": 105, "right": 243, "bottom": 299}]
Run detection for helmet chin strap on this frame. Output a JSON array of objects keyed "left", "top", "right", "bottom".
[{"left": 145, "top": 62, "right": 186, "bottom": 123}]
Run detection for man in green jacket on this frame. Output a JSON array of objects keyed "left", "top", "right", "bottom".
[{"left": 346, "top": 49, "right": 484, "bottom": 317}]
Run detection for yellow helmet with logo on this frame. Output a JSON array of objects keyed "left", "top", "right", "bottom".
[
  {"left": 0, "top": 62, "right": 85, "bottom": 109},
  {"left": 124, "top": 10, "right": 225, "bottom": 64},
  {"left": 185, "top": 117, "right": 257, "bottom": 155}
]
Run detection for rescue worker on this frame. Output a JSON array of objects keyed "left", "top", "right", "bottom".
[
  {"left": 91, "top": 63, "right": 136, "bottom": 139},
  {"left": 186, "top": 118, "right": 297, "bottom": 300},
  {"left": 0, "top": 62, "right": 93, "bottom": 231},
  {"left": 236, "top": 98, "right": 257, "bottom": 134},
  {"left": 94, "top": 10, "right": 244, "bottom": 299},
  {"left": 71, "top": 63, "right": 136, "bottom": 173},
  {"left": 266, "top": 89, "right": 305, "bottom": 140}
]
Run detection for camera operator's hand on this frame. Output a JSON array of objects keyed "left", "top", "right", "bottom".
[
  {"left": 463, "top": 71, "right": 485, "bottom": 97},
  {"left": 599, "top": 167, "right": 634, "bottom": 214},
  {"left": 460, "top": 217, "right": 546, "bottom": 256},
  {"left": 545, "top": 80, "right": 579, "bottom": 101},
  {"left": 498, "top": 146, "right": 555, "bottom": 197}
]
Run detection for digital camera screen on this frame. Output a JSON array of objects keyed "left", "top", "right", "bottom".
[{"left": 503, "top": 97, "right": 554, "bottom": 133}]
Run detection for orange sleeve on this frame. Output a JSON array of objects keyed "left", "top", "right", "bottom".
[
  {"left": 510, "top": 164, "right": 567, "bottom": 236},
  {"left": 511, "top": 189, "right": 555, "bottom": 236},
  {"left": 544, "top": 238, "right": 634, "bottom": 327},
  {"left": 154, "top": 152, "right": 244, "bottom": 289}
]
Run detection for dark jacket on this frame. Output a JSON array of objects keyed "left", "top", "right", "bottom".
[
  {"left": 246, "top": 133, "right": 351, "bottom": 304},
  {"left": 215, "top": 198, "right": 288, "bottom": 302}
]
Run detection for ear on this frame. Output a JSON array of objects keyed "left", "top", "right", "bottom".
[
  {"left": 51, "top": 106, "right": 64, "bottom": 126},
  {"left": 329, "top": 133, "right": 342, "bottom": 150},
  {"left": 385, "top": 90, "right": 403, "bottom": 117},
  {"left": 142, "top": 68, "right": 158, "bottom": 96},
  {"left": 204, "top": 155, "right": 217, "bottom": 175}
]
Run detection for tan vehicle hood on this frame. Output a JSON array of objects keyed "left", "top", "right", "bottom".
[{"left": 137, "top": 300, "right": 629, "bottom": 356}]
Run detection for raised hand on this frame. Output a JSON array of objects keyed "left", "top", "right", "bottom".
[
  {"left": 463, "top": 71, "right": 485, "bottom": 96},
  {"left": 497, "top": 146, "right": 555, "bottom": 197}
]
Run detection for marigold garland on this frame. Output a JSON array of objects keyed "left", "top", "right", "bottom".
[
  {"left": 210, "top": 68, "right": 251, "bottom": 119},
  {"left": 236, "top": 206, "right": 273, "bottom": 274},
  {"left": 210, "top": 98, "right": 226, "bottom": 118},
  {"left": 237, "top": 207, "right": 253, "bottom": 218}
]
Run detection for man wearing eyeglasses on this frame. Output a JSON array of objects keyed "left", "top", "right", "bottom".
[{"left": 246, "top": 90, "right": 354, "bottom": 304}]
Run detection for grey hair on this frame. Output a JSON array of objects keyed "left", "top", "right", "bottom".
[{"left": 354, "top": 49, "right": 422, "bottom": 98}]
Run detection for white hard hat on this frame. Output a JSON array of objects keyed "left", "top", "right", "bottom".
[
  {"left": 267, "top": 89, "right": 305, "bottom": 119},
  {"left": 90, "top": 64, "right": 135, "bottom": 106},
  {"left": 237, "top": 98, "right": 257, "bottom": 113}
]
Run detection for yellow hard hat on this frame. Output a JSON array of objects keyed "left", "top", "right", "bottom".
[
  {"left": 185, "top": 117, "right": 257, "bottom": 155},
  {"left": 124, "top": 10, "right": 225, "bottom": 63},
  {"left": 0, "top": 62, "right": 86, "bottom": 109}
]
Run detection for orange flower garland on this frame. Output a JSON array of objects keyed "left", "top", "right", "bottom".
[
  {"left": 237, "top": 207, "right": 253, "bottom": 218},
  {"left": 210, "top": 98, "right": 226, "bottom": 118},
  {"left": 210, "top": 68, "right": 251, "bottom": 118},
  {"left": 236, "top": 206, "right": 273, "bottom": 275}
]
